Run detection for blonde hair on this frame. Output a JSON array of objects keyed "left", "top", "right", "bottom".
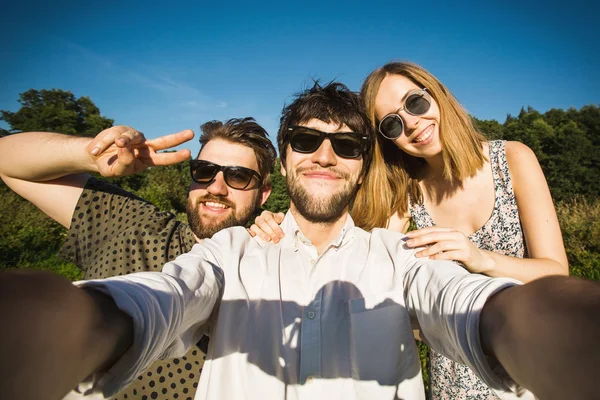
[{"left": 352, "top": 61, "right": 487, "bottom": 231}]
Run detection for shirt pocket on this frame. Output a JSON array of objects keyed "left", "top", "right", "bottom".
[{"left": 347, "top": 297, "right": 419, "bottom": 385}]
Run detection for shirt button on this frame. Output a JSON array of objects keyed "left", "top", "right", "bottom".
[
  {"left": 307, "top": 310, "right": 316, "bottom": 319},
  {"left": 310, "top": 259, "right": 315, "bottom": 265}
]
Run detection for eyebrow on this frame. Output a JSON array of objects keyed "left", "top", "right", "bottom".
[{"left": 397, "top": 87, "right": 421, "bottom": 105}]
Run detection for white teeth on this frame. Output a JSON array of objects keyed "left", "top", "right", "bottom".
[
  {"left": 204, "top": 201, "right": 228, "bottom": 209},
  {"left": 414, "top": 125, "right": 433, "bottom": 143}
]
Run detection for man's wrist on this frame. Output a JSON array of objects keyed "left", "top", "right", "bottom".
[{"left": 79, "top": 137, "right": 101, "bottom": 174}]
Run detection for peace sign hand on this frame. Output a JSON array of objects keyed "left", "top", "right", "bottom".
[{"left": 86, "top": 125, "right": 194, "bottom": 177}]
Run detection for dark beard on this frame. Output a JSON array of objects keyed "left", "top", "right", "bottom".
[
  {"left": 186, "top": 195, "right": 259, "bottom": 239},
  {"left": 285, "top": 169, "right": 359, "bottom": 224}
]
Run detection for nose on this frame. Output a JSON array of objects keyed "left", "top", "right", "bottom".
[
  {"left": 400, "top": 110, "right": 421, "bottom": 132},
  {"left": 206, "top": 171, "right": 229, "bottom": 196},
  {"left": 310, "top": 138, "right": 338, "bottom": 167}
]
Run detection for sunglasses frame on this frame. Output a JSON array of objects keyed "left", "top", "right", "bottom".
[
  {"left": 378, "top": 88, "right": 431, "bottom": 140},
  {"left": 287, "top": 126, "right": 370, "bottom": 159},
  {"left": 189, "top": 159, "right": 262, "bottom": 190}
]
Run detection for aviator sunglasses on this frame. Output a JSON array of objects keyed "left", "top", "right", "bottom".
[
  {"left": 190, "top": 160, "right": 262, "bottom": 190},
  {"left": 287, "top": 126, "right": 370, "bottom": 159},
  {"left": 378, "top": 88, "right": 432, "bottom": 140}
]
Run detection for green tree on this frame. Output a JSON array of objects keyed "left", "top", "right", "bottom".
[
  {"left": 0, "top": 89, "right": 114, "bottom": 280},
  {"left": 133, "top": 160, "right": 191, "bottom": 218},
  {"left": 262, "top": 159, "right": 290, "bottom": 214},
  {"left": 473, "top": 117, "right": 503, "bottom": 140},
  {"left": 0, "top": 89, "right": 113, "bottom": 136},
  {"left": 498, "top": 105, "right": 600, "bottom": 201},
  {"left": 0, "top": 182, "right": 82, "bottom": 280}
]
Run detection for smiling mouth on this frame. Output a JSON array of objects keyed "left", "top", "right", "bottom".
[
  {"left": 304, "top": 172, "right": 339, "bottom": 180},
  {"left": 412, "top": 125, "right": 434, "bottom": 143},
  {"left": 201, "top": 201, "right": 230, "bottom": 211}
]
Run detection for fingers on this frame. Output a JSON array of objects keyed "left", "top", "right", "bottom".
[
  {"left": 132, "top": 130, "right": 194, "bottom": 167},
  {"left": 405, "top": 226, "right": 456, "bottom": 238},
  {"left": 114, "top": 130, "right": 145, "bottom": 148},
  {"left": 426, "top": 250, "right": 464, "bottom": 262},
  {"left": 146, "top": 129, "right": 194, "bottom": 151},
  {"left": 414, "top": 240, "right": 460, "bottom": 258},
  {"left": 275, "top": 212, "right": 285, "bottom": 223},
  {"left": 88, "top": 126, "right": 143, "bottom": 157},
  {"left": 110, "top": 146, "right": 135, "bottom": 176},
  {"left": 136, "top": 148, "right": 192, "bottom": 167},
  {"left": 89, "top": 127, "right": 192, "bottom": 158},
  {"left": 406, "top": 231, "right": 463, "bottom": 249},
  {"left": 249, "top": 211, "right": 286, "bottom": 243}
]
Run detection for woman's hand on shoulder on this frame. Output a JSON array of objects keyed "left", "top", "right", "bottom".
[
  {"left": 247, "top": 211, "right": 286, "bottom": 243},
  {"left": 405, "top": 226, "right": 493, "bottom": 274}
]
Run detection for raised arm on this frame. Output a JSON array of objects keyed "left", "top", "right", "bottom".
[{"left": 0, "top": 127, "right": 193, "bottom": 227}]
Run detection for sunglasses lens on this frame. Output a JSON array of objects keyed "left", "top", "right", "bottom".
[
  {"left": 224, "top": 167, "right": 254, "bottom": 189},
  {"left": 331, "top": 134, "right": 363, "bottom": 158},
  {"left": 379, "top": 115, "right": 404, "bottom": 139},
  {"left": 191, "top": 161, "right": 219, "bottom": 183},
  {"left": 405, "top": 92, "right": 431, "bottom": 115},
  {"left": 290, "top": 129, "right": 323, "bottom": 153}
]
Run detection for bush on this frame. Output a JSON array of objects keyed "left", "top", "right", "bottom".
[{"left": 556, "top": 197, "right": 600, "bottom": 280}]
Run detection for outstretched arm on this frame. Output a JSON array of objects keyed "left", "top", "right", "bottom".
[
  {"left": 0, "top": 126, "right": 193, "bottom": 227},
  {"left": 0, "top": 269, "right": 133, "bottom": 400},
  {"left": 403, "top": 252, "right": 599, "bottom": 399},
  {"left": 0, "top": 241, "right": 223, "bottom": 399},
  {"left": 480, "top": 275, "right": 600, "bottom": 400}
]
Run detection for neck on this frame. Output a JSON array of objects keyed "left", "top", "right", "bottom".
[
  {"left": 422, "top": 152, "right": 446, "bottom": 180},
  {"left": 289, "top": 203, "right": 349, "bottom": 255}
]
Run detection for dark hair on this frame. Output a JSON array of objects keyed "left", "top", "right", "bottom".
[
  {"left": 277, "top": 81, "right": 374, "bottom": 174},
  {"left": 198, "top": 117, "right": 276, "bottom": 187}
]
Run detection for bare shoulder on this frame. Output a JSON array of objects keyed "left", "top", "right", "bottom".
[{"left": 504, "top": 141, "right": 539, "bottom": 167}]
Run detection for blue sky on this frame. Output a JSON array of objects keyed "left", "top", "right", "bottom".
[{"left": 1, "top": 0, "right": 598, "bottom": 156}]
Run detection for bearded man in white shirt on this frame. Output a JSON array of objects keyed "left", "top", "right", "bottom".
[{"left": 1, "top": 82, "right": 599, "bottom": 400}]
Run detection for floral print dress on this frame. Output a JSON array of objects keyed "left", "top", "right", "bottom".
[{"left": 409, "top": 140, "right": 526, "bottom": 400}]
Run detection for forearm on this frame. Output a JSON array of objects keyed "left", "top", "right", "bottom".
[
  {"left": 481, "top": 249, "right": 568, "bottom": 283},
  {"left": 0, "top": 131, "right": 96, "bottom": 181},
  {"left": 480, "top": 275, "right": 600, "bottom": 400},
  {"left": 0, "top": 269, "right": 133, "bottom": 400}
]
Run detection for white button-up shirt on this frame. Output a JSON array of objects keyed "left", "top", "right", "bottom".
[{"left": 73, "top": 212, "right": 526, "bottom": 400}]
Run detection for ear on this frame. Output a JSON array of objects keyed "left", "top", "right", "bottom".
[
  {"left": 280, "top": 160, "right": 287, "bottom": 177},
  {"left": 259, "top": 183, "right": 272, "bottom": 206}
]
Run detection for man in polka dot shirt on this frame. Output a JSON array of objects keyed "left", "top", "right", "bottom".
[{"left": 0, "top": 118, "right": 276, "bottom": 399}]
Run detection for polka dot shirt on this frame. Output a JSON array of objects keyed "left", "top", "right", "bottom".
[{"left": 60, "top": 177, "right": 205, "bottom": 400}]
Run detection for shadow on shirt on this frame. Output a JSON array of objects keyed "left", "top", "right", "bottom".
[{"left": 200, "top": 280, "right": 422, "bottom": 387}]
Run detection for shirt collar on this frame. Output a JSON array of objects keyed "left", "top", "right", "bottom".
[{"left": 281, "top": 210, "right": 356, "bottom": 251}]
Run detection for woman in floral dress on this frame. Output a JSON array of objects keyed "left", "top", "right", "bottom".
[{"left": 352, "top": 61, "right": 569, "bottom": 399}]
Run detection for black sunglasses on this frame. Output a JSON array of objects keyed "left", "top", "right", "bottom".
[
  {"left": 287, "top": 126, "right": 369, "bottom": 159},
  {"left": 378, "top": 88, "right": 432, "bottom": 140},
  {"left": 190, "top": 160, "right": 262, "bottom": 190}
]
